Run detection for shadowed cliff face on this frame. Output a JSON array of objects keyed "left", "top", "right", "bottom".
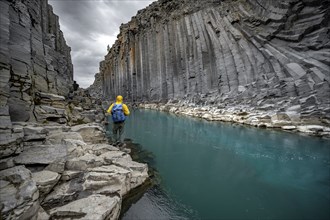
[
  {"left": 0, "top": 0, "right": 73, "bottom": 123},
  {"left": 0, "top": 0, "right": 74, "bottom": 154},
  {"left": 99, "top": 0, "right": 329, "bottom": 117}
]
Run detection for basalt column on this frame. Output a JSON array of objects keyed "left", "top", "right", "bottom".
[{"left": 99, "top": 0, "right": 329, "bottom": 115}]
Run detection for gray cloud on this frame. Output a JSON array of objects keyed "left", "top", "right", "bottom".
[{"left": 49, "top": 0, "right": 155, "bottom": 88}]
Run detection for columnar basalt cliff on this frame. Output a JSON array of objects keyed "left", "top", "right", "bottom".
[
  {"left": 0, "top": 1, "right": 149, "bottom": 219},
  {"left": 99, "top": 0, "right": 330, "bottom": 133},
  {"left": 1, "top": 0, "right": 73, "bottom": 153}
]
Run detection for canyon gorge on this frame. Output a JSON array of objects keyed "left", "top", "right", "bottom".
[{"left": 1, "top": 0, "right": 330, "bottom": 219}]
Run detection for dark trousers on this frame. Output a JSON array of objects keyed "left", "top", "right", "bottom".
[{"left": 112, "top": 122, "right": 124, "bottom": 143}]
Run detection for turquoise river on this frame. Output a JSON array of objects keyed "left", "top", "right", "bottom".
[{"left": 110, "top": 109, "right": 330, "bottom": 220}]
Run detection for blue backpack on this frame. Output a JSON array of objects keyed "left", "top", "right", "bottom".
[{"left": 111, "top": 104, "right": 126, "bottom": 123}]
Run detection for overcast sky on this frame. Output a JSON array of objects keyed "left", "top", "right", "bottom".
[{"left": 49, "top": 0, "right": 155, "bottom": 88}]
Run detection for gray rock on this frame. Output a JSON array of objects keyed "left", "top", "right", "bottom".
[
  {"left": 23, "top": 126, "right": 48, "bottom": 141},
  {"left": 60, "top": 170, "right": 82, "bottom": 181},
  {"left": 44, "top": 161, "right": 65, "bottom": 174},
  {"left": 49, "top": 194, "right": 121, "bottom": 220},
  {"left": 0, "top": 130, "right": 20, "bottom": 158},
  {"left": 37, "top": 92, "right": 66, "bottom": 102},
  {"left": 14, "top": 144, "right": 67, "bottom": 165},
  {"left": 36, "top": 206, "right": 50, "bottom": 220},
  {"left": 0, "top": 165, "right": 31, "bottom": 184},
  {"left": 71, "top": 123, "right": 106, "bottom": 144},
  {"left": 86, "top": 165, "right": 132, "bottom": 196},
  {"left": 32, "top": 170, "right": 60, "bottom": 196},
  {"left": 8, "top": 97, "right": 31, "bottom": 122},
  {"left": 0, "top": 165, "right": 40, "bottom": 219},
  {"left": 0, "top": 157, "right": 14, "bottom": 171},
  {"left": 65, "top": 153, "right": 104, "bottom": 171},
  {"left": 2, "top": 0, "right": 73, "bottom": 130},
  {"left": 101, "top": 151, "right": 131, "bottom": 165}
]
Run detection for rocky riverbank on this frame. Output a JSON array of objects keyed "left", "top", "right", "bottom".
[
  {"left": 0, "top": 90, "right": 149, "bottom": 220},
  {"left": 139, "top": 101, "right": 330, "bottom": 138}
]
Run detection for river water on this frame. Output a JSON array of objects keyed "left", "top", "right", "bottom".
[{"left": 111, "top": 109, "right": 330, "bottom": 220}]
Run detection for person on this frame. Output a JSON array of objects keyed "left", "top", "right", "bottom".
[{"left": 107, "top": 95, "right": 130, "bottom": 145}]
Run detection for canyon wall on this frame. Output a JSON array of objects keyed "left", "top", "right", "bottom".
[
  {"left": 0, "top": 0, "right": 73, "bottom": 151},
  {"left": 0, "top": 2, "right": 149, "bottom": 219},
  {"left": 99, "top": 0, "right": 329, "bottom": 121}
]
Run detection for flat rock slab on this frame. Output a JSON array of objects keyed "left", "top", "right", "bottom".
[
  {"left": 88, "top": 165, "right": 130, "bottom": 175},
  {"left": 49, "top": 194, "right": 121, "bottom": 220},
  {"left": 84, "top": 144, "right": 119, "bottom": 156},
  {"left": 113, "top": 158, "right": 148, "bottom": 173},
  {"left": 101, "top": 151, "right": 129, "bottom": 164},
  {"left": 83, "top": 165, "right": 132, "bottom": 195},
  {"left": 65, "top": 153, "right": 104, "bottom": 171},
  {"left": 32, "top": 170, "right": 60, "bottom": 196},
  {"left": 32, "top": 170, "right": 60, "bottom": 186},
  {"left": 71, "top": 124, "right": 106, "bottom": 144},
  {"left": 14, "top": 144, "right": 67, "bottom": 165}
]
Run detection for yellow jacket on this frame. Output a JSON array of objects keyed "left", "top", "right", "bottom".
[{"left": 107, "top": 95, "right": 130, "bottom": 116}]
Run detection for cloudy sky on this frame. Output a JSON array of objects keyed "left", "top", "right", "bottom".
[{"left": 49, "top": 0, "right": 155, "bottom": 88}]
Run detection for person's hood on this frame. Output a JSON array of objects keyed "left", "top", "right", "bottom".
[{"left": 116, "top": 95, "right": 123, "bottom": 103}]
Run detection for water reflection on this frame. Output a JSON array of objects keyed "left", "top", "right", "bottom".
[{"left": 123, "top": 186, "right": 199, "bottom": 220}]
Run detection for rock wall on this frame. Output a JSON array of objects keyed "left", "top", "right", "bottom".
[
  {"left": 0, "top": 2, "right": 150, "bottom": 219},
  {"left": 99, "top": 0, "right": 329, "bottom": 122},
  {"left": 0, "top": 0, "right": 73, "bottom": 154},
  {"left": 87, "top": 73, "right": 103, "bottom": 99}
]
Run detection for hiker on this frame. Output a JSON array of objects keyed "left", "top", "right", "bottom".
[{"left": 107, "top": 95, "right": 130, "bottom": 145}]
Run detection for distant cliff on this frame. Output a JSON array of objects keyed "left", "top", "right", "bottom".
[
  {"left": 97, "top": 0, "right": 329, "bottom": 120},
  {"left": 0, "top": 0, "right": 73, "bottom": 149}
]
